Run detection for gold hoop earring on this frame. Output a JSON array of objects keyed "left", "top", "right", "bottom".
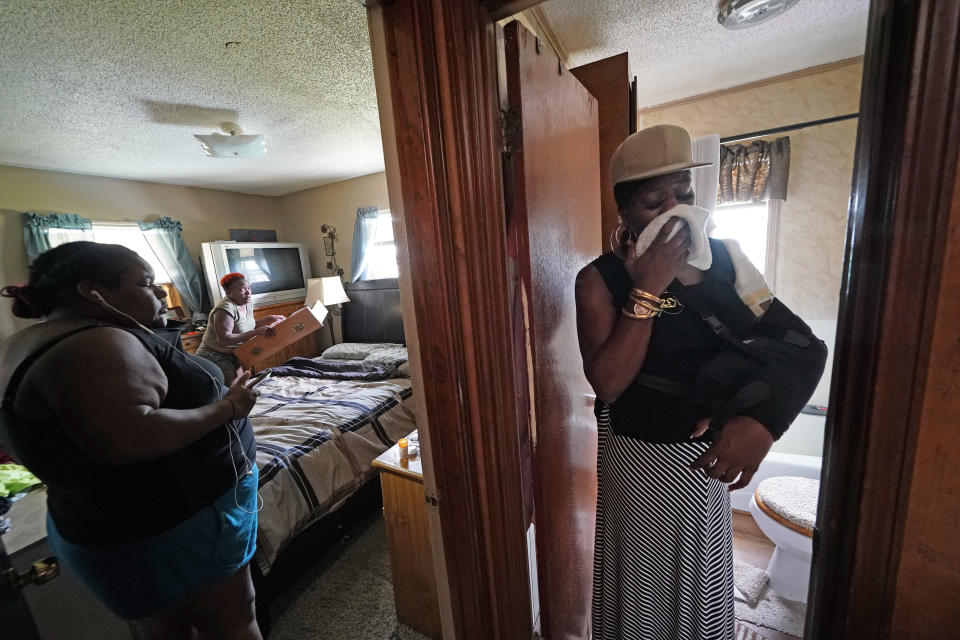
[{"left": 609, "top": 224, "right": 629, "bottom": 252}]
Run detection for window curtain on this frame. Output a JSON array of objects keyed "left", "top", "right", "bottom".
[
  {"left": 137, "top": 217, "right": 210, "bottom": 317},
  {"left": 691, "top": 134, "right": 721, "bottom": 233},
  {"left": 718, "top": 136, "right": 790, "bottom": 204},
  {"left": 350, "top": 206, "right": 380, "bottom": 282},
  {"left": 22, "top": 212, "right": 94, "bottom": 262}
]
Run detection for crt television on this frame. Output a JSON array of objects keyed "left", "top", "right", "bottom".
[{"left": 200, "top": 241, "right": 312, "bottom": 307}]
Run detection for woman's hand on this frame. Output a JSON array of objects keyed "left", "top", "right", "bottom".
[
  {"left": 689, "top": 415, "right": 774, "bottom": 491},
  {"left": 625, "top": 220, "right": 692, "bottom": 294},
  {"left": 252, "top": 315, "right": 284, "bottom": 337},
  {"left": 224, "top": 371, "right": 258, "bottom": 419}
]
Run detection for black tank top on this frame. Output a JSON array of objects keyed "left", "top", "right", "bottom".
[
  {"left": 591, "top": 238, "right": 758, "bottom": 443},
  {"left": 1, "top": 324, "right": 256, "bottom": 545}
]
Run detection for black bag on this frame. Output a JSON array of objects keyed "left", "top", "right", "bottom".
[{"left": 639, "top": 292, "right": 828, "bottom": 440}]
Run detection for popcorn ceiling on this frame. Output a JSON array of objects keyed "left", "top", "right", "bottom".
[
  {"left": 0, "top": 0, "right": 384, "bottom": 196},
  {"left": 0, "top": 0, "right": 870, "bottom": 196},
  {"left": 539, "top": 0, "right": 869, "bottom": 109}
]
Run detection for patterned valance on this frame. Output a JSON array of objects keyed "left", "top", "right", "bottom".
[{"left": 718, "top": 136, "right": 791, "bottom": 204}]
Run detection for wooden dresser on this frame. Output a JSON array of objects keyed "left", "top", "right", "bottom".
[{"left": 180, "top": 332, "right": 202, "bottom": 354}]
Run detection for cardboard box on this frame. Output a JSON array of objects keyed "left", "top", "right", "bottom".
[{"left": 234, "top": 302, "right": 328, "bottom": 369}]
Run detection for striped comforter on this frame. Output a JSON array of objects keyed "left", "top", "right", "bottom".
[{"left": 248, "top": 372, "right": 415, "bottom": 574}]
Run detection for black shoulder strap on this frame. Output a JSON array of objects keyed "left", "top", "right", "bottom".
[
  {"left": 1, "top": 325, "right": 103, "bottom": 411},
  {"left": 670, "top": 283, "right": 770, "bottom": 364}
]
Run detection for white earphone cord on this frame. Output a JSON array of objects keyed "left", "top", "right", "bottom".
[{"left": 93, "top": 293, "right": 263, "bottom": 513}]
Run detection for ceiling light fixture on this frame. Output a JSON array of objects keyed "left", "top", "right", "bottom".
[
  {"left": 718, "top": 0, "right": 801, "bottom": 29},
  {"left": 194, "top": 123, "right": 266, "bottom": 158}
]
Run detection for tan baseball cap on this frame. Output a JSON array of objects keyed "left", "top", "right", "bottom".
[{"left": 610, "top": 124, "right": 712, "bottom": 186}]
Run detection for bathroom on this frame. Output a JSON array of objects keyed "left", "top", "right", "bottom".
[{"left": 639, "top": 59, "right": 857, "bottom": 637}]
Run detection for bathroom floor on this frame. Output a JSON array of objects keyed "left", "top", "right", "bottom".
[
  {"left": 732, "top": 510, "right": 801, "bottom": 640},
  {"left": 732, "top": 510, "right": 776, "bottom": 567}
]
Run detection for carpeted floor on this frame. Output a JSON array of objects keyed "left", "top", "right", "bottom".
[
  {"left": 269, "top": 512, "right": 429, "bottom": 640},
  {"left": 270, "top": 511, "right": 794, "bottom": 640}
]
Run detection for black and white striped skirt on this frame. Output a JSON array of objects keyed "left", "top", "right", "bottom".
[{"left": 592, "top": 409, "right": 735, "bottom": 640}]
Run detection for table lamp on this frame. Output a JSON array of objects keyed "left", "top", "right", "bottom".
[{"left": 305, "top": 277, "right": 350, "bottom": 345}]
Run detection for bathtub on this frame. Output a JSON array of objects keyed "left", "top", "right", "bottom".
[{"left": 729, "top": 412, "right": 825, "bottom": 512}]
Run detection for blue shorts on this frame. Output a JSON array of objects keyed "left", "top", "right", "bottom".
[{"left": 47, "top": 465, "right": 258, "bottom": 620}]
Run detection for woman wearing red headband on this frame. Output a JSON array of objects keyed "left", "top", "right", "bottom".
[{"left": 195, "top": 273, "right": 285, "bottom": 384}]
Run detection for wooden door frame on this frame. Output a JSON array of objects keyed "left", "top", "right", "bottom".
[
  {"left": 368, "top": 0, "right": 960, "bottom": 637},
  {"left": 807, "top": 0, "right": 960, "bottom": 636},
  {"left": 366, "top": 1, "right": 533, "bottom": 637}
]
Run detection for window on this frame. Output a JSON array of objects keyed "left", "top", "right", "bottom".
[
  {"left": 364, "top": 211, "right": 399, "bottom": 280},
  {"left": 709, "top": 200, "right": 780, "bottom": 282},
  {"left": 48, "top": 223, "right": 172, "bottom": 284}
]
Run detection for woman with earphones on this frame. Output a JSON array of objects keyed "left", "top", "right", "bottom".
[
  {"left": 0, "top": 242, "right": 264, "bottom": 639},
  {"left": 195, "top": 272, "right": 285, "bottom": 385}
]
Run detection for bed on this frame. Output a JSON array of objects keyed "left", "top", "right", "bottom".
[{"left": 247, "top": 278, "right": 414, "bottom": 575}]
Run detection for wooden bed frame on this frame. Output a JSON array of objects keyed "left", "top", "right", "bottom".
[{"left": 251, "top": 277, "right": 405, "bottom": 635}]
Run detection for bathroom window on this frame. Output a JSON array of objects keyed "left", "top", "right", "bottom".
[{"left": 710, "top": 200, "right": 780, "bottom": 284}]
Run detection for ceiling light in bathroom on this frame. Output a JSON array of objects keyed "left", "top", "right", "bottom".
[{"left": 718, "top": 0, "right": 801, "bottom": 29}]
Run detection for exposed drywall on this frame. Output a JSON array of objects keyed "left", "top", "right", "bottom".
[
  {"left": 0, "top": 165, "right": 281, "bottom": 339},
  {"left": 277, "top": 172, "right": 390, "bottom": 281}
]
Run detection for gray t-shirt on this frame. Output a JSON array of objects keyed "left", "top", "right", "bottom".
[{"left": 198, "top": 297, "right": 256, "bottom": 353}]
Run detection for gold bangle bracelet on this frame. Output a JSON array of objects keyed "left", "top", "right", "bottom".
[
  {"left": 635, "top": 299, "right": 661, "bottom": 313},
  {"left": 629, "top": 287, "right": 663, "bottom": 305}
]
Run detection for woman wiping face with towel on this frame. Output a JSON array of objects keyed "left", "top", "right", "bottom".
[{"left": 576, "top": 124, "right": 784, "bottom": 639}]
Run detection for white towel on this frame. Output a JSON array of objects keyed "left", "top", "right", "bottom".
[
  {"left": 721, "top": 238, "right": 774, "bottom": 316},
  {"left": 634, "top": 204, "right": 713, "bottom": 271}
]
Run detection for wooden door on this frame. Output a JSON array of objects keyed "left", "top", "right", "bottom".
[
  {"left": 571, "top": 53, "right": 635, "bottom": 251},
  {"left": 502, "top": 21, "right": 602, "bottom": 639},
  {"left": 808, "top": 0, "right": 960, "bottom": 636},
  {"left": 368, "top": 2, "right": 535, "bottom": 637}
]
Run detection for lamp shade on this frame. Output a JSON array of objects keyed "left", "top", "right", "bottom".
[{"left": 305, "top": 277, "right": 350, "bottom": 307}]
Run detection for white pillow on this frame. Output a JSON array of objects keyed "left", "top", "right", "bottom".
[
  {"left": 320, "top": 342, "right": 380, "bottom": 360},
  {"left": 321, "top": 342, "right": 406, "bottom": 361},
  {"left": 363, "top": 344, "right": 408, "bottom": 364}
]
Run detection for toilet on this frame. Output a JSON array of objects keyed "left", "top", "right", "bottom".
[{"left": 748, "top": 475, "right": 819, "bottom": 603}]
